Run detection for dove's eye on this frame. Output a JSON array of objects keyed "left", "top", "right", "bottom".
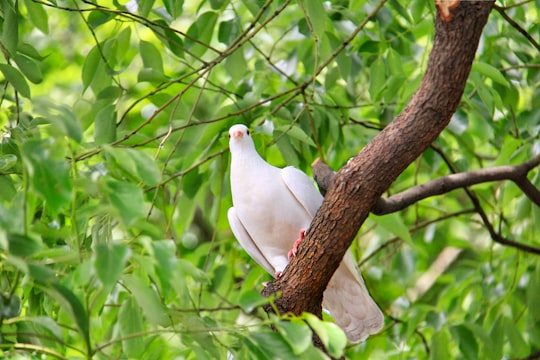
[{"left": 246, "top": 129, "right": 250, "bottom": 136}]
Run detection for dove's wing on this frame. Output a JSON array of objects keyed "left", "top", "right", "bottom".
[
  {"left": 281, "top": 166, "right": 323, "bottom": 218},
  {"left": 227, "top": 207, "right": 276, "bottom": 275}
]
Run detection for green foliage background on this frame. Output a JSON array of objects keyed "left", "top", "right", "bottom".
[{"left": 0, "top": 0, "right": 539, "bottom": 358}]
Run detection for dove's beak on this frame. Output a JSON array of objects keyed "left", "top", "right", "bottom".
[{"left": 231, "top": 130, "right": 244, "bottom": 138}]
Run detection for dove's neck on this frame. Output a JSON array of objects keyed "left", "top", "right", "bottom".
[{"left": 231, "top": 145, "right": 267, "bottom": 169}]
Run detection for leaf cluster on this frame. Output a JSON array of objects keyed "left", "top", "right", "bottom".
[{"left": 0, "top": 0, "right": 538, "bottom": 358}]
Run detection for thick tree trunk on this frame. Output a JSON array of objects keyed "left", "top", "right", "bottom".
[{"left": 262, "top": 0, "right": 494, "bottom": 346}]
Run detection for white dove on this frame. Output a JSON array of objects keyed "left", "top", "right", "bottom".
[{"left": 227, "top": 124, "right": 384, "bottom": 342}]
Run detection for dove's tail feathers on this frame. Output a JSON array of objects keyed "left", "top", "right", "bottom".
[{"left": 322, "top": 262, "right": 384, "bottom": 343}]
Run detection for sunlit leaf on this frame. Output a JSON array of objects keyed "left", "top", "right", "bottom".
[
  {"left": 185, "top": 11, "right": 218, "bottom": 57},
  {"left": 305, "top": 0, "right": 327, "bottom": 38},
  {"left": 473, "top": 62, "right": 509, "bottom": 88},
  {"left": 82, "top": 46, "right": 100, "bottom": 92},
  {"left": 140, "top": 40, "right": 164, "bottom": 73},
  {"left": 88, "top": 10, "right": 116, "bottom": 29}
]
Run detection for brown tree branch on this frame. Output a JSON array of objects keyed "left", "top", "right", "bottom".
[
  {"left": 262, "top": 0, "right": 495, "bottom": 347},
  {"left": 314, "top": 154, "right": 540, "bottom": 214},
  {"left": 431, "top": 146, "right": 540, "bottom": 256},
  {"left": 373, "top": 154, "right": 540, "bottom": 213},
  {"left": 314, "top": 153, "right": 540, "bottom": 255}
]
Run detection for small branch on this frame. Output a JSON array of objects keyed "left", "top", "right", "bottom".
[
  {"left": 312, "top": 155, "right": 540, "bottom": 214},
  {"left": 493, "top": 4, "right": 540, "bottom": 52}
]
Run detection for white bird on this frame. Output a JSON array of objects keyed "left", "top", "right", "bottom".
[{"left": 227, "top": 124, "right": 384, "bottom": 342}]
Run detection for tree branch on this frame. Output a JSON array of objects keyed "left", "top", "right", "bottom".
[
  {"left": 262, "top": 0, "right": 495, "bottom": 345},
  {"left": 313, "top": 154, "right": 540, "bottom": 214},
  {"left": 373, "top": 154, "right": 540, "bottom": 213},
  {"left": 493, "top": 4, "right": 540, "bottom": 52}
]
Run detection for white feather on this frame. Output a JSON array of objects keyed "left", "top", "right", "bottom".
[{"left": 227, "top": 124, "right": 383, "bottom": 342}]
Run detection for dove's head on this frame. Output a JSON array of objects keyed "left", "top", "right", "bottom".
[{"left": 228, "top": 124, "right": 255, "bottom": 154}]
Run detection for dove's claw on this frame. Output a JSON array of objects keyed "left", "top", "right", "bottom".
[{"left": 288, "top": 229, "right": 306, "bottom": 259}]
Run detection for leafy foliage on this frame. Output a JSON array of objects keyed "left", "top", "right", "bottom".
[{"left": 0, "top": 0, "right": 539, "bottom": 358}]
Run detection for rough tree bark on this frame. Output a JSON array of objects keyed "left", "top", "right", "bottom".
[{"left": 262, "top": 0, "right": 495, "bottom": 351}]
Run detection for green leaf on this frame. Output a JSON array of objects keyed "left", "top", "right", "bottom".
[
  {"left": 0, "top": 64, "right": 31, "bottom": 98},
  {"left": 218, "top": 18, "right": 239, "bottom": 45},
  {"left": 87, "top": 10, "right": 116, "bottom": 29},
  {"left": 13, "top": 317, "right": 63, "bottom": 342},
  {"left": 23, "top": 0, "right": 49, "bottom": 33},
  {"left": 163, "top": 0, "right": 184, "bottom": 17},
  {"left": 238, "top": 289, "right": 268, "bottom": 312},
  {"left": 150, "top": 20, "right": 185, "bottom": 59},
  {"left": 137, "top": 68, "right": 169, "bottom": 83},
  {"left": 278, "top": 320, "right": 313, "bottom": 355},
  {"left": 505, "top": 316, "right": 529, "bottom": 357},
  {"left": 22, "top": 139, "right": 72, "bottom": 214},
  {"left": 2, "top": 0, "right": 18, "bottom": 55},
  {"left": 32, "top": 99, "right": 83, "bottom": 143},
  {"left": 94, "top": 104, "right": 117, "bottom": 145},
  {"left": 82, "top": 45, "right": 101, "bottom": 92},
  {"left": 0, "top": 175, "right": 17, "bottom": 202},
  {"left": 488, "top": 316, "right": 504, "bottom": 359},
  {"left": 182, "top": 168, "right": 201, "bottom": 198},
  {"left": 139, "top": 40, "right": 164, "bottom": 73},
  {"left": 7, "top": 233, "right": 42, "bottom": 257},
  {"left": 102, "top": 179, "right": 146, "bottom": 226},
  {"left": 303, "top": 313, "right": 347, "bottom": 358},
  {"left": 13, "top": 53, "right": 42, "bottom": 84},
  {"left": 104, "top": 146, "right": 161, "bottom": 186},
  {"left": 249, "top": 330, "right": 297, "bottom": 359},
  {"left": 224, "top": 47, "right": 247, "bottom": 82},
  {"left": 305, "top": 0, "right": 327, "bottom": 38},
  {"left": 123, "top": 274, "right": 169, "bottom": 326},
  {"left": 371, "top": 213, "right": 412, "bottom": 242},
  {"left": 5, "top": 256, "right": 56, "bottom": 284},
  {"left": 185, "top": 11, "right": 218, "bottom": 57},
  {"left": 95, "top": 243, "right": 131, "bottom": 289},
  {"left": 275, "top": 125, "right": 316, "bottom": 147},
  {"left": 451, "top": 325, "right": 478, "bottom": 360},
  {"left": 138, "top": 0, "right": 155, "bottom": 17},
  {"left": 119, "top": 297, "right": 145, "bottom": 358},
  {"left": 369, "top": 58, "right": 386, "bottom": 101},
  {"left": 44, "top": 284, "right": 90, "bottom": 350},
  {"left": 528, "top": 265, "right": 540, "bottom": 322},
  {"left": 0, "top": 154, "right": 17, "bottom": 171},
  {"left": 209, "top": 0, "right": 228, "bottom": 10},
  {"left": 472, "top": 62, "right": 509, "bottom": 87},
  {"left": 430, "top": 329, "right": 451, "bottom": 360}
]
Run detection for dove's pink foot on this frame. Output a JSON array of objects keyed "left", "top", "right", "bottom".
[{"left": 288, "top": 229, "right": 306, "bottom": 258}]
